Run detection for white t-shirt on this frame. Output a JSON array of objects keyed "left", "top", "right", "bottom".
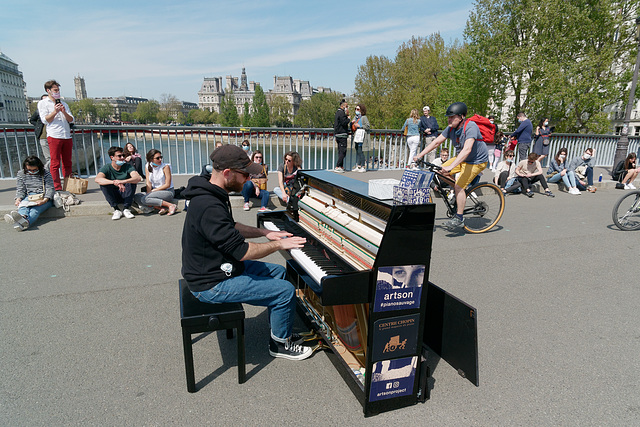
[
  {"left": 37, "top": 98, "right": 74, "bottom": 139},
  {"left": 147, "top": 162, "right": 173, "bottom": 190}
]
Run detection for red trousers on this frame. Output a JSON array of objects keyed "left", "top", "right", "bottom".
[{"left": 48, "top": 137, "right": 73, "bottom": 190}]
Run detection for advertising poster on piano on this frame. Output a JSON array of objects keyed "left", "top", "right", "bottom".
[
  {"left": 371, "top": 314, "right": 420, "bottom": 362},
  {"left": 373, "top": 265, "right": 424, "bottom": 312},
  {"left": 369, "top": 356, "right": 417, "bottom": 402}
]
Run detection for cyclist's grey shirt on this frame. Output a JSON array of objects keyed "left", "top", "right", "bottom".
[{"left": 442, "top": 120, "right": 488, "bottom": 165}]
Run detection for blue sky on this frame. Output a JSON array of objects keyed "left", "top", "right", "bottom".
[{"left": 3, "top": 0, "right": 471, "bottom": 103}]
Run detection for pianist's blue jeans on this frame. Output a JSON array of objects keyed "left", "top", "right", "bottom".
[{"left": 191, "top": 260, "right": 296, "bottom": 341}]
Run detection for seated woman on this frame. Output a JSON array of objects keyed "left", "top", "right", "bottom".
[
  {"left": 134, "top": 149, "right": 177, "bottom": 215},
  {"left": 493, "top": 149, "right": 517, "bottom": 190},
  {"left": 273, "top": 151, "right": 301, "bottom": 204},
  {"left": 242, "top": 150, "right": 270, "bottom": 212},
  {"left": 124, "top": 143, "right": 145, "bottom": 179},
  {"left": 613, "top": 153, "right": 639, "bottom": 190},
  {"left": 547, "top": 147, "right": 580, "bottom": 194},
  {"left": 505, "top": 152, "right": 555, "bottom": 198},
  {"left": 4, "top": 156, "right": 55, "bottom": 231}
]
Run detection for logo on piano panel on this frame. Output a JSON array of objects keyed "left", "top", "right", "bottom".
[
  {"left": 373, "top": 265, "right": 424, "bottom": 313},
  {"left": 372, "top": 314, "right": 419, "bottom": 362},
  {"left": 369, "top": 357, "right": 417, "bottom": 402},
  {"left": 382, "top": 335, "right": 407, "bottom": 354}
]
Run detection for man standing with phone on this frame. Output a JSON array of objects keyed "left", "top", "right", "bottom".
[{"left": 37, "top": 80, "right": 74, "bottom": 191}]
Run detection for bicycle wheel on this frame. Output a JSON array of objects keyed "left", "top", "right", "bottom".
[
  {"left": 612, "top": 190, "right": 640, "bottom": 230},
  {"left": 463, "top": 183, "right": 505, "bottom": 233}
]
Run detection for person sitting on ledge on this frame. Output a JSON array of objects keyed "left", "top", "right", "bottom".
[
  {"left": 95, "top": 146, "right": 142, "bottom": 220},
  {"left": 5, "top": 156, "right": 55, "bottom": 231}
]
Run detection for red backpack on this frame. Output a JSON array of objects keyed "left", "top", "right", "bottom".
[{"left": 463, "top": 114, "right": 496, "bottom": 144}]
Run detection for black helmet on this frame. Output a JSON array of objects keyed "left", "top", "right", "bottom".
[{"left": 445, "top": 102, "right": 467, "bottom": 117}]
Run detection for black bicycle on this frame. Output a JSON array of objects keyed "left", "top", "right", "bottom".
[
  {"left": 612, "top": 190, "right": 640, "bottom": 230},
  {"left": 419, "top": 161, "right": 505, "bottom": 233}
]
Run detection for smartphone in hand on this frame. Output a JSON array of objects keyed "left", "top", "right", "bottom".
[{"left": 55, "top": 98, "right": 61, "bottom": 105}]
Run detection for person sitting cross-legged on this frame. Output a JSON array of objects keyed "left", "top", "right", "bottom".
[
  {"left": 95, "top": 146, "right": 142, "bottom": 220},
  {"left": 505, "top": 152, "right": 554, "bottom": 198}
]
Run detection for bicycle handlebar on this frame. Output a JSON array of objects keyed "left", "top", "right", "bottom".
[{"left": 416, "top": 159, "right": 442, "bottom": 171}]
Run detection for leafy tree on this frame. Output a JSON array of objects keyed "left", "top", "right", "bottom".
[
  {"left": 354, "top": 55, "right": 396, "bottom": 128},
  {"left": 220, "top": 92, "right": 240, "bottom": 127},
  {"left": 242, "top": 101, "right": 251, "bottom": 126},
  {"left": 95, "top": 100, "right": 113, "bottom": 123},
  {"left": 294, "top": 92, "right": 343, "bottom": 128},
  {"left": 120, "top": 112, "right": 131, "bottom": 122},
  {"left": 250, "top": 85, "right": 270, "bottom": 127},
  {"left": 269, "top": 95, "right": 292, "bottom": 127},
  {"left": 160, "top": 93, "right": 182, "bottom": 121},
  {"left": 134, "top": 100, "right": 159, "bottom": 124},
  {"left": 465, "top": 0, "right": 637, "bottom": 132}
]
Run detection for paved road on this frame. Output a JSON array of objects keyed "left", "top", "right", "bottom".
[{"left": 1, "top": 174, "right": 639, "bottom": 425}]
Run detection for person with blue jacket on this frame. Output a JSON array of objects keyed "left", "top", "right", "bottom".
[
  {"left": 510, "top": 112, "right": 533, "bottom": 162},
  {"left": 418, "top": 106, "right": 439, "bottom": 163}
]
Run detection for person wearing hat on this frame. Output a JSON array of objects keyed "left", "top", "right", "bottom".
[
  {"left": 418, "top": 106, "right": 439, "bottom": 163},
  {"left": 414, "top": 102, "right": 489, "bottom": 231},
  {"left": 181, "top": 144, "right": 313, "bottom": 361}
]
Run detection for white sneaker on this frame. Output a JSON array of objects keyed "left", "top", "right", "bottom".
[
  {"left": 123, "top": 208, "right": 135, "bottom": 219},
  {"left": 243, "top": 202, "right": 250, "bottom": 211},
  {"left": 112, "top": 210, "right": 123, "bottom": 220},
  {"left": 569, "top": 188, "right": 581, "bottom": 195},
  {"left": 4, "top": 213, "right": 15, "bottom": 224},
  {"left": 629, "top": 183, "right": 637, "bottom": 190},
  {"left": 334, "top": 167, "right": 344, "bottom": 173},
  {"left": 624, "top": 183, "right": 632, "bottom": 190}
]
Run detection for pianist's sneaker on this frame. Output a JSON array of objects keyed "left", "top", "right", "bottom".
[{"left": 269, "top": 337, "right": 313, "bottom": 361}]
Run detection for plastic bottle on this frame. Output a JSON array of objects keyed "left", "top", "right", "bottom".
[{"left": 599, "top": 173, "right": 602, "bottom": 182}]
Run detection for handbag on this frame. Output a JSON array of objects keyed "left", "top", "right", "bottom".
[
  {"left": 27, "top": 176, "right": 45, "bottom": 202},
  {"left": 64, "top": 174, "right": 88, "bottom": 194},
  {"left": 354, "top": 128, "right": 365, "bottom": 143},
  {"left": 574, "top": 165, "right": 588, "bottom": 180},
  {"left": 251, "top": 166, "right": 268, "bottom": 191},
  {"left": 53, "top": 191, "right": 80, "bottom": 212},
  {"left": 403, "top": 126, "right": 408, "bottom": 136}
]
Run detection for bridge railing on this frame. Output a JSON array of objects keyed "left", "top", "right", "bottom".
[{"left": 1, "top": 123, "right": 638, "bottom": 179}]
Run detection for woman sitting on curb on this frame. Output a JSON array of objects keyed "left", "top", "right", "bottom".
[
  {"left": 546, "top": 147, "right": 581, "bottom": 195},
  {"left": 612, "top": 152, "right": 639, "bottom": 190},
  {"left": 505, "top": 152, "right": 555, "bottom": 198},
  {"left": 274, "top": 151, "right": 301, "bottom": 204},
  {"left": 493, "top": 149, "right": 517, "bottom": 190},
  {"left": 134, "top": 149, "right": 177, "bottom": 215},
  {"left": 5, "top": 156, "right": 55, "bottom": 231}
]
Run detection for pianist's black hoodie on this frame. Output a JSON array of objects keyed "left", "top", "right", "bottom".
[{"left": 181, "top": 175, "right": 249, "bottom": 292}]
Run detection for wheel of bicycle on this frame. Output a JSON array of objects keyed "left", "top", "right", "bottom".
[
  {"left": 612, "top": 190, "right": 640, "bottom": 231},
  {"left": 462, "top": 183, "right": 505, "bottom": 233}
]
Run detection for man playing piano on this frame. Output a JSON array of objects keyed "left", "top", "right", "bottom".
[
  {"left": 181, "top": 145, "right": 313, "bottom": 361},
  {"left": 414, "top": 102, "right": 489, "bottom": 230}
]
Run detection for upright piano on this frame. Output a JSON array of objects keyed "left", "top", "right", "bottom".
[{"left": 257, "top": 170, "right": 478, "bottom": 417}]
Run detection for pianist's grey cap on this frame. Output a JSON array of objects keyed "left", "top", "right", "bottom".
[{"left": 210, "top": 144, "right": 263, "bottom": 175}]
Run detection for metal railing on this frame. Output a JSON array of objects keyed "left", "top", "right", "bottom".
[{"left": 1, "top": 123, "right": 638, "bottom": 179}]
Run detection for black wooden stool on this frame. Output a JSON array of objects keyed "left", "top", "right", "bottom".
[{"left": 179, "top": 279, "right": 246, "bottom": 391}]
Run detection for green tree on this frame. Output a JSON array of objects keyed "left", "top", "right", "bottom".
[
  {"left": 242, "top": 101, "right": 251, "bottom": 126},
  {"left": 250, "top": 85, "right": 270, "bottom": 127},
  {"left": 354, "top": 55, "right": 395, "bottom": 128},
  {"left": 95, "top": 100, "right": 113, "bottom": 123},
  {"left": 120, "top": 112, "right": 131, "bottom": 122},
  {"left": 294, "top": 92, "right": 343, "bottom": 128},
  {"left": 220, "top": 92, "right": 240, "bottom": 127},
  {"left": 160, "top": 93, "right": 182, "bottom": 122},
  {"left": 269, "top": 95, "right": 292, "bottom": 127},
  {"left": 134, "top": 100, "right": 159, "bottom": 124},
  {"left": 68, "top": 98, "right": 97, "bottom": 123},
  {"left": 465, "top": 0, "right": 637, "bottom": 132}
]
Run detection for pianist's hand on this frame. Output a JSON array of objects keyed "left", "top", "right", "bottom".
[
  {"left": 265, "top": 230, "right": 293, "bottom": 241},
  {"left": 278, "top": 236, "right": 306, "bottom": 250}
]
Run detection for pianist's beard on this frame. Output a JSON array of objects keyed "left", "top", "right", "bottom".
[{"left": 225, "top": 174, "right": 246, "bottom": 193}]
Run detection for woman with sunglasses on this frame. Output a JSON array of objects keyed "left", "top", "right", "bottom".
[
  {"left": 5, "top": 156, "right": 55, "bottom": 231},
  {"left": 547, "top": 147, "right": 581, "bottom": 194},
  {"left": 274, "top": 151, "right": 301, "bottom": 204},
  {"left": 242, "top": 150, "right": 270, "bottom": 212},
  {"left": 134, "top": 149, "right": 177, "bottom": 215}
]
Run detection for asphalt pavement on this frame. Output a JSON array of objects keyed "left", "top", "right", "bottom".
[{"left": 1, "top": 170, "right": 639, "bottom": 426}]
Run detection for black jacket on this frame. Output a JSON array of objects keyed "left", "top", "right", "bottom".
[
  {"left": 181, "top": 176, "right": 249, "bottom": 291},
  {"left": 29, "top": 109, "right": 45, "bottom": 140},
  {"left": 333, "top": 108, "right": 350, "bottom": 137}
]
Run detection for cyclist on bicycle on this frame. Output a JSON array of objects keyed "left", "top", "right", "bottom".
[{"left": 414, "top": 102, "right": 489, "bottom": 230}]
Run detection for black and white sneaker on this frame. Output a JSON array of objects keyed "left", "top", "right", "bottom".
[{"left": 269, "top": 337, "right": 313, "bottom": 361}]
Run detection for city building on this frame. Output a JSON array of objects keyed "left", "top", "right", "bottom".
[
  {"left": 74, "top": 75, "right": 87, "bottom": 100},
  {"left": 94, "top": 96, "right": 149, "bottom": 121},
  {"left": 197, "top": 68, "right": 329, "bottom": 122},
  {"left": 0, "top": 51, "right": 29, "bottom": 123}
]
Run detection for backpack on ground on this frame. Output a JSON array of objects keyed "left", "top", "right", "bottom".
[{"left": 464, "top": 114, "right": 496, "bottom": 144}]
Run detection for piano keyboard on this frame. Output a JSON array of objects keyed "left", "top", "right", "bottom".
[{"left": 263, "top": 219, "right": 353, "bottom": 287}]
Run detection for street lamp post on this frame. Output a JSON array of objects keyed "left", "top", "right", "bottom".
[{"left": 613, "top": 16, "right": 640, "bottom": 170}]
